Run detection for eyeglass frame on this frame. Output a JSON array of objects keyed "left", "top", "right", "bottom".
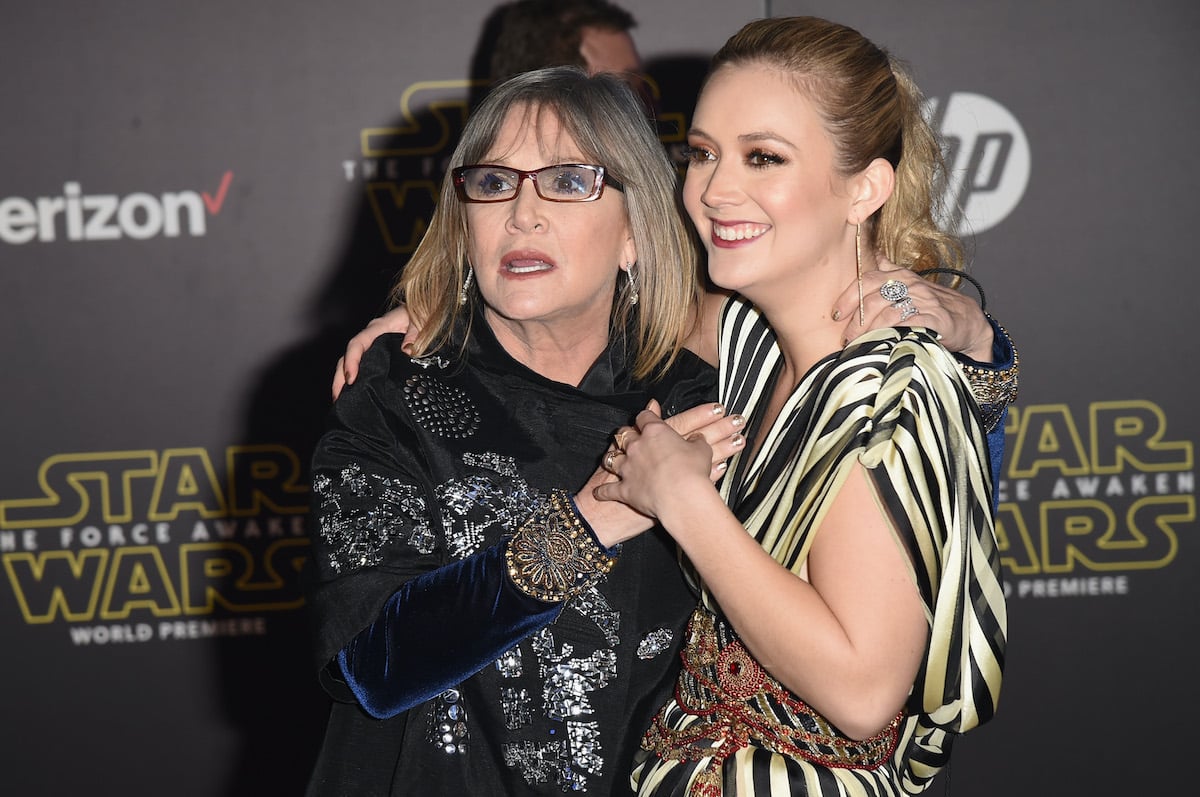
[{"left": 451, "top": 163, "right": 625, "bottom": 204}]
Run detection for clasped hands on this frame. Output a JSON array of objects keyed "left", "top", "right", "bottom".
[{"left": 573, "top": 400, "right": 743, "bottom": 549}]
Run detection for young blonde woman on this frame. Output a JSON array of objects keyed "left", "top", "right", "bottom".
[{"left": 595, "top": 17, "right": 1008, "bottom": 796}]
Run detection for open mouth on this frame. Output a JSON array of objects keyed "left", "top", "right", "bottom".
[{"left": 713, "top": 221, "right": 769, "bottom": 242}]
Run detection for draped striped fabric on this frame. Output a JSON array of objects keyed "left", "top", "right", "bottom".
[{"left": 635, "top": 297, "right": 1006, "bottom": 796}]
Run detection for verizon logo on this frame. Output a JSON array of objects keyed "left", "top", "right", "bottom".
[{"left": 1, "top": 171, "right": 233, "bottom": 244}]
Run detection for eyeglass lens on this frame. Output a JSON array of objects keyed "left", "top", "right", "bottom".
[{"left": 459, "top": 165, "right": 600, "bottom": 202}]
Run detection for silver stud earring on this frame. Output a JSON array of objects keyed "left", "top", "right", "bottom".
[
  {"left": 625, "top": 262, "right": 639, "bottom": 306},
  {"left": 459, "top": 264, "right": 474, "bottom": 306}
]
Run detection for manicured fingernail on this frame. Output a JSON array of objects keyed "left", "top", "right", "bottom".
[
  {"left": 730, "top": 414, "right": 745, "bottom": 428},
  {"left": 731, "top": 434, "right": 745, "bottom": 449},
  {"left": 712, "top": 403, "right": 725, "bottom": 415},
  {"left": 831, "top": 308, "right": 842, "bottom": 321},
  {"left": 715, "top": 460, "right": 728, "bottom": 472}
]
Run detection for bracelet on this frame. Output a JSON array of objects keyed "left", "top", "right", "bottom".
[
  {"left": 959, "top": 320, "right": 1020, "bottom": 432},
  {"left": 505, "top": 489, "right": 618, "bottom": 602}
]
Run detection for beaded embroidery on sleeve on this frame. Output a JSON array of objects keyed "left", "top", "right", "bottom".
[
  {"left": 958, "top": 318, "right": 1020, "bottom": 432},
  {"left": 505, "top": 489, "right": 618, "bottom": 602}
]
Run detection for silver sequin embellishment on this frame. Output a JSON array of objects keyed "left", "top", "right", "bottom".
[
  {"left": 404, "top": 373, "right": 481, "bottom": 438},
  {"left": 566, "top": 721, "right": 603, "bottom": 778},
  {"left": 570, "top": 587, "right": 621, "bottom": 646},
  {"left": 411, "top": 354, "right": 450, "bottom": 370},
  {"left": 501, "top": 720, "right": 604, "bottom": 790},
  {"left": 437, "top": 460, "right": 540, "bottom": 560},
  {"left": 501, "top": 687, "right": 532, "bottom": 730},
  {"left": 315, "top": 454, "right": 542, "bottom": 572},
  {"left": 313, "top": 464, "right": 431, "bottom": 573},
  {"left": 463, "top": 451, "right": 521, "bottom": 478},
  {"left": 502, "top": 741, "right": 569, "bottom": 787},
  {"left": 636, "top": 627, "right": 674, "bottom": 659},
  {"left": 532, "top": 628, "right": 617, "bottom": 721},
  {"left": 495, "top": 646, "right": 523, "bottom": 678},
  {"left": 427, "top": 688, "right": 469, "bottom": 755}
]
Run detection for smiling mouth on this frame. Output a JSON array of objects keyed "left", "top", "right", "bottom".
[{"left": 712, "top": 222, "right": 769, "bottom": 242}]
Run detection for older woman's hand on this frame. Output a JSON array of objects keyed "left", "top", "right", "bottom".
[
  {"left": 590, "top": 403, "right": 723, "bottom": 525},
  {"left": 832, "top": 261, "right": 994, "bottom": 362},
  {"left": 574, "top": 401, "right": 744, "bottom": 548}
]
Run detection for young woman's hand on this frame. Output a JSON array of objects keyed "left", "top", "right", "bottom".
[
  {"left": 332, "top": 304, "right": 418, "bottom": 399},
  {"left": 575, "top": 401, "right": 743, "bottom": 547}
]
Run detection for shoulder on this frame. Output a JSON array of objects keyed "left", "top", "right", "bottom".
[
  {"left": 350, "top": 333, "right": 463, "bottom": 389},
  {"left": 834, "top": 328, "right": 984, "bottom": 457},
  {"left": 838, "top": 326, "right": 963, "bottom": 387},
  {"left": 332, "top": 334, "right": 440, "bottom": 418},
  {"left": 824, "top": 327, "right": 977, "bottom": 432},
  {"left": 355, "top": 333, "right": 412, "bottom": 376}
]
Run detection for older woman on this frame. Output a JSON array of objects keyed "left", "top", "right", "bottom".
[{"left": 305, "top": 67, "right": 744, "bottom": 796}]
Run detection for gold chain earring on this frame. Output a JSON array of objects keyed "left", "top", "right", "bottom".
[{"left": 855, "top": 224, "right": 865, "bottom": 326}]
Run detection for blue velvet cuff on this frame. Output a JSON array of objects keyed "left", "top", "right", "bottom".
[
  {"left": 337, "top": 543, "right": 561, "bottom": 719},
  {"left": 985, "top": 419, "right": 1006, "bottom": 513}
]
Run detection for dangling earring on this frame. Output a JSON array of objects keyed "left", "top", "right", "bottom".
[
  {"left": 459, "top": 264, "right": 474, "bottom": 306},
  {"left": 625, "top": 262, "right": 639, "bottom": 306},
  {"left": 855, "top": 224, "right": 865, "bottom": 327}
]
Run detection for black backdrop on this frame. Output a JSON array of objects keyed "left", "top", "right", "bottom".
[{"left": 2, "top": 1, "right": 1197, "bottom": 794}]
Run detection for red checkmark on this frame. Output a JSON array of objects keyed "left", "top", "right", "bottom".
[{"left": 202, "top": 170, "right": 234, "bottom": 214}]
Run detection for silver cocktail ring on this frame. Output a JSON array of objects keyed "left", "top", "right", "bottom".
[{"left": 879, "top": 279, "right": 909, "bottom": 303}]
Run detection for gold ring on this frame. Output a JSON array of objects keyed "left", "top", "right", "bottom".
[
  {"left": 614, "top": 429, "right": 632, "bottom": 451},
  {"left": 603, "top": 449, "right": 619, "bottom": 472}
]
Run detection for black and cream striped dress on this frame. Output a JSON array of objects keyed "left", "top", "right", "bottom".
[{"left": 633, "top": 297, "right": 1007, "bottom": 796}]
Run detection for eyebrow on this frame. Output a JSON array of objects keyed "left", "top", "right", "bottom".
[
  {"left": 688, "top": 127, "right": 797, "bottom": 149},
  {"left": 479, "top": 155, "right": 588, "bottom": 167}
]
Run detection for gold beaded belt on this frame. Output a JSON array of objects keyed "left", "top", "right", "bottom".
[{"left": 642, "top": 609, "right": 902, "bottom": 794}]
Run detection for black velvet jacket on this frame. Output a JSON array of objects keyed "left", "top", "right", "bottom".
[{"left": 305, "top": 315, "right": 716, "bottom": 796}]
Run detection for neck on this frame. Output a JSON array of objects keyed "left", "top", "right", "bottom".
[
  {"left": 746, "top": 250, "right": 876, "bottom": 382},
  {"left": 485, "top": 309, "right": 611, "bottom": 386}
]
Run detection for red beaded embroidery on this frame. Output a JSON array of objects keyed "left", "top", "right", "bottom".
[{"left": 642, "top": 610, "right": 903, "bottom": 795}]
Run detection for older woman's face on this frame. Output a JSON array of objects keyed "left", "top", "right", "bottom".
[{"left": 465, "top": 105, "right": 636, "bottom": 343}]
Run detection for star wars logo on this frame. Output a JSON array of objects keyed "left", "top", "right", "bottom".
[
  {"left": 0, "top": 445, "right": 312, "bottom": 641},
  {"left": 996, "top": 400, "right": 1194, "bottom": 598}
]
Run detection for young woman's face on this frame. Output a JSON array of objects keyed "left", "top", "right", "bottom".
[
  {"left": 682, "top": 63, "right": 855, "bottom": 299},
  {"left": 465, "top": 104, "right": 635, "bottom": 340}
]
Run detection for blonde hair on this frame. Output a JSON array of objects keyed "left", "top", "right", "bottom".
[
  {"left": 709, "top": 16, "right": 964, "bottom": 274},
  {"left": 395, "top": 66, "right": 700, "bottom": 380}
]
